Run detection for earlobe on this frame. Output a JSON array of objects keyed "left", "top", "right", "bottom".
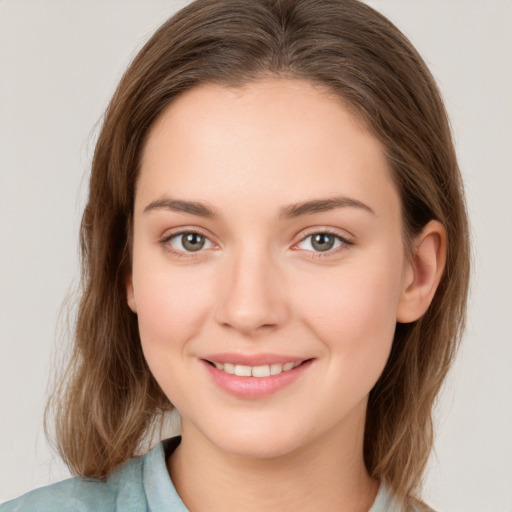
[
  {"left": 126, "top": 273, "right": 137, "bottom": 313},
  {"left": 396, "top": 220, "right": 447, "bottom": 323}
]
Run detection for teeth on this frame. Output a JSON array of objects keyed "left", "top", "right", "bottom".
[
  {"left": 252, "top": 365, "right": 271, "bottom": 377},
  {"left": 212, "top": 361, "right": 302, "bottom": 377},
  {"left": 234, "top": 365, "right": 252, "bottom": 377},
  {"left": 270, "top": 363, "right": 283, "bottom": 375},
  {"left": 224, "top": 363, "right": 235, "bottom": 374}
]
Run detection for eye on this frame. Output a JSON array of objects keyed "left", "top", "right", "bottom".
[
  {"left": 296, "top": 231, "right": 351, "bottom": 253},
  {"left": 165, "top": 231, "right": 215, "bottom": 253}
]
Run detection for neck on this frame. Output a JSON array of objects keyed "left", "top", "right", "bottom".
[{"left": 167, "top": 404, "right": 379, "bottom": 512}]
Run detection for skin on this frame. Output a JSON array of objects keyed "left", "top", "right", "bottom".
[{"left": 126, "top": 78, "right": 446, "bottom": 511}]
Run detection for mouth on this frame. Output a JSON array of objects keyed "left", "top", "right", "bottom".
[
  {"left": 204, "top": 360, "right": 306, "bottom": 377},
  {"left": 201, "top": 356, "right": 314, "bottom": 399}
]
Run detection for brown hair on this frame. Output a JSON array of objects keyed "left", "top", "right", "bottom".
[{"left": 46, "top": 0, "right": 470, "bottom": 504}]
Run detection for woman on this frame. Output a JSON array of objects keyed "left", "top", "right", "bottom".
[{"left": 2, "top": 0, "right": 469, "bottom": 510}]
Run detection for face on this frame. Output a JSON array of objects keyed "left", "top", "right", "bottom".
[{"left": 127, "top": 78, "right": 412, "bottom": 459}]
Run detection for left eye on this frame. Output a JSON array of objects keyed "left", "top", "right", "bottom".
[
  {"left": 168, "top": 232, "right": 214, "bottom": 252},
  {"left": 296, "top": 232, "right": 346, "bottom": 252}
]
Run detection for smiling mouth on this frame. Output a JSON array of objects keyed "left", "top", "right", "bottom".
[
  {"left": 202, "top": 358, "right": 314, "bottom": 398},
  {"left": 205, "top": 360, "right": 309, "bottom": 377}
]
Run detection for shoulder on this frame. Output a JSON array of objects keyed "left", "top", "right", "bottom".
[
  {"left": 1, "top": 476, "right": 115, "bottom": 512},
  {"left": 371, "top": 484, "right": 437, "bottom": 512},
  {"left": 1, "top": 452, "right": 147, "bottom": 512}
]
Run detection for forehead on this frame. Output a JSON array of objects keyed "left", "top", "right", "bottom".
[{"left": 137, "top": 78, "right": 398, "bottom": 219}]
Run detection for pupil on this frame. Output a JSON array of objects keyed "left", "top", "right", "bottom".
[
  {"left": 312, "top": 233, "right": 334, "bottom": 252},
  {"left": 183, "top": 233, "right": 205, "bottom": 251}
]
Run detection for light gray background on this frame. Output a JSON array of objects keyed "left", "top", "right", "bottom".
[{"left": 1, "top": 1, "right": 511, "bottom": 510}]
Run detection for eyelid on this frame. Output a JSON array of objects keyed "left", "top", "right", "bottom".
[
  {"left": 292, "top": 228, "right": 354, "bottom": 258},
  {"left": 159, "top": 227, "right": 218, "bottom": 257},
  {"left": 158, "top": 226, "right": 354, "bottom": 259},
  {"left": 295, "top": 226, "right": 354, "bottom": 245}
]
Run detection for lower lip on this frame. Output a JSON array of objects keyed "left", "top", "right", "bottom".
[{"left": 202, "top": 359, "right": 313, "bottom": 399}]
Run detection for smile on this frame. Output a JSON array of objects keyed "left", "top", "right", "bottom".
[
  {"left": 208, "top": 361, "right": 302, "bottom": 377},
  {"left": 202, "top": 357, "right": 314, "bottom": 399}
]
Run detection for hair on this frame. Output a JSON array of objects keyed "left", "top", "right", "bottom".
[{"left": 46, "top": 0, "right": 470, "bottom": 505}]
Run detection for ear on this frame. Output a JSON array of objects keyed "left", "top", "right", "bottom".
[
  {"left": 126, "top": 272, "right": 137, "bottom": 313},
  {"left": 396, "top": 220, "right": 447, "bottom": 323}
]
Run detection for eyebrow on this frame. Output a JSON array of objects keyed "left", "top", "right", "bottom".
[
  {"left": 143, "top": 195, "right": 375, "bottom": 218},
  {"left": 143, "top": 198, "right": 219, "bottom": 218},
  {"left": 279, "top": 196, "right": 375, "bottom": 218}
]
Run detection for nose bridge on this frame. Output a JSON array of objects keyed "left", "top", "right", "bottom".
[{"left": 215, "top": 240, "right": 289, "bottom": 335}]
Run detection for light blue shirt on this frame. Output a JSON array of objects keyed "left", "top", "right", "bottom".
[{"left": 2, "top": 437, "right": 405, "bottom": 511}]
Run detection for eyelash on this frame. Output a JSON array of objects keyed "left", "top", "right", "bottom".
[
  {"left": 159, "top": 229, "right": 353, "bottom": 259},
  {"left": 294, "top": 229, "right": 354, "bottom": 259},
  {"left": 159, "top": 229, "right": 214, "bottom": 259}
]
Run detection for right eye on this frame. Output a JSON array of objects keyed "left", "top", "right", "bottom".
[{"left": 164, "top": 231, "right": 215, "bottom": 254}]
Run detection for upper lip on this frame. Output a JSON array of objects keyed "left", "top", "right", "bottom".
[{"left": 202, "top": 352, "right": 310, "bottom": 366}]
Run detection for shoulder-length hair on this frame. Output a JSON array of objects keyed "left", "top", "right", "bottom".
[{"left": 47, "top": 0, "right": 470, "bottom": 503}]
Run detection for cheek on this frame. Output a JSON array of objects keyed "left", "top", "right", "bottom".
[
  {"left": 132, "top": 259, "right": 213, "bottom": 353},
  {"left": 296, "top": 257, "right": 403, "bottom": 366},
  {"left": 131, "top": 261, "right": 216, "bottom": 406}
]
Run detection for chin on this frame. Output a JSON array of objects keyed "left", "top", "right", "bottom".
[
  {"left": 217, "top": 433, "right": 304, "bottom": 460},
  {"left": 193, "top": 413, "right": 318, "bottom": 461}
]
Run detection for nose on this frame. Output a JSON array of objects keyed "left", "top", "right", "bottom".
[{"left": 214, "top": 245, "right": 290, "bottom": 336}]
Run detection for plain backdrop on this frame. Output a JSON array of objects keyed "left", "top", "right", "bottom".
[{"left": 0, "top": 1, "right": 511, "bottom": 510}]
